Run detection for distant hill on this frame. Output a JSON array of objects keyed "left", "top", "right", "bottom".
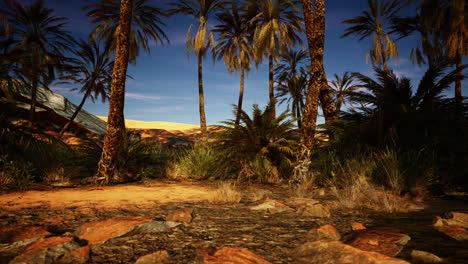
[{"left": 97, "top": 116, "right": 199, "bottom": 131}]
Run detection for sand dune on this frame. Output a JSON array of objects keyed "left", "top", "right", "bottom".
[{"left": 97, "top": 116, "right": 199, "bottom": 131}]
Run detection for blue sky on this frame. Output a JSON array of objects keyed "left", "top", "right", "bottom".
[{"left": 19, "top": 0, "right": 467, "bottom": 125}]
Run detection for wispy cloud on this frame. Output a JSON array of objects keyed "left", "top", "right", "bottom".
[
  {"left": 136, "top": 105, "right": 186, "bottom": 113},
  {"left": 126, "top": 92, "right": 194, "bottom": 101}
]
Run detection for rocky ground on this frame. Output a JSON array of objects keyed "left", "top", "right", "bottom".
[{"left": 0, "top": 183, "right": 467, "bottom": 264}]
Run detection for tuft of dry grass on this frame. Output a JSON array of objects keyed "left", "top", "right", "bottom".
[
  {"left": 208, "top": 182, "right": 242, "bottom": 204},
  {"left": 43, "top": 167, "right": 71, "bottom": 187}
]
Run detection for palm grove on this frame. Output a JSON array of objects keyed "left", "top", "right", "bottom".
[{"left": 0, "top": 0, "right": 466, "bottom": 192}]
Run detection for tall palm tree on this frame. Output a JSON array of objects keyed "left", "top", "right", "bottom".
[
  {"left": 94, "top": 0, "right": 133, "bottom": 184},
  {"left": 274, "top": 49, "right": 309, "bottom": 82},
  {"left": 84, "top": 0, "right": 169, "bottom": 63},
  {"left": 213, "top": 5, "right": 254, "bottom": 126},
  {"left": 59, "top": 39, "right": 113, "bottom": 137},
  {"left": 276, "top": 72, "right": 308, "bottom": 128},
  {"left": 243, "top": 0, "right": 303, "bottom": 118},
  {"left": 168, "top": 0, "right": 230, "bottom": 140},
  {"left": 341, "top": 0, "right": 410, "bottom": 72},
  {"left": 328, "top": 72, "right": 361, "bottom": 113},
  {"left": 6, "top": 0, "right": 75, "bottom": 121}
]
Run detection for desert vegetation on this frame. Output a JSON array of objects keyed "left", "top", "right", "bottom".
[{"left": 0, "top": 0, "right": 466, "bottom": 203}]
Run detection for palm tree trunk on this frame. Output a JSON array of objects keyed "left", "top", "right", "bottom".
[
  {"left": 29, "top": 79, "right": 38, "bottom": 122},
  {"left": 235, "top": 68, "right": 245, "bottom": 126},
  {"left": 269, "top": 49, "right": 276, "bottom": 119},
  {"left": 95, "top": 0, "right": 132, "bottom": 185},
  {"left": 455, "top": 51, "right": 462, "bottom": 103},
  {"left": 300, "top": 0, "right": 321, "bottom": 150},
  {"left": 296, "top": 105, "right": 302, "bottom": 128},
  {"left": 377, "top": 32, "right": 389, "bottom": 72},
  {"left": 198, "top": 51, "right": 208, "bottom": 140},
  {"left": 59, "top": 88, "right": 91, "bottom": 138}
]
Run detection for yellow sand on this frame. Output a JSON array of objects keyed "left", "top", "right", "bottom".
[{"left": 98, "top": 116, "right": 199, "bottom": 131}]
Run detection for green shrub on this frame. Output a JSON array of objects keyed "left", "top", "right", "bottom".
[{"left": 0, "top": 158, "right": 35, "bottom": 189}]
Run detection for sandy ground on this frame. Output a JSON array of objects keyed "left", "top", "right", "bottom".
[
  {"left": 0, "top": 183, "right": 214, "bottom": 210},
  {"left": 97, "top": 116, "right": 199, "bottom": 130}
]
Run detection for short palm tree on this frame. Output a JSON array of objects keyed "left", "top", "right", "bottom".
[
  {"left": 84, "top": 0, "right": 169, "bottom": 63},
  {"left": 59, "top": 39, "right": 113, "bottom": 137},
  {"left": 243, "top": 0, "right": 303, "bottom": 118},
  {"left": 276, "top": 73, "right": 308, "bottom": 128},
  {"left": 168, "top": 0, "right": 230, "bottom": 140},
  {"left": 328, "top": 72, "right": 361, "bottom": 113},
  {"left": 341, "top": 0, "right": 410, "bottom": 72},
  {"left": 213, "top": 5, "right": 254, "bottom": 126},
  {"left": 274, "top": 49, "right": 309, "bottom": 82},
  {"left": 6, "top": 0, "right": 75, "bottom": 121},
  {"left": 216, "top": 103, "right": 297, "bottom": 183}
]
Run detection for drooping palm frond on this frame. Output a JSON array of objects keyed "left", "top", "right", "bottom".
[{"left": 328, "top": 72, "right": 362, "bottom": 113}]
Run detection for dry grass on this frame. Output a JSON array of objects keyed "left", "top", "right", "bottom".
[
  {"left": 208, "top": 182, "right": 242, "bottom": 204},
  {"left": 42, "top": 168, "right": 71, "bottom": 187}
]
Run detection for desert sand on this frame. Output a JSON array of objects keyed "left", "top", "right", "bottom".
[{"left": 97, "top": 116, "right": 199, "bottom": 131}]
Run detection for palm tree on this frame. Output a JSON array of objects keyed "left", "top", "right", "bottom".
[
  {"left": 341, "top": 0, "right": 410, "bottom": 72},
  {"left": 59, "top": 39, "right": 113, "bottom": 137},
  {"left": 274, "top": 49, "right": 309, "bottom": 82},
  {"left": 84, "top": 0, "right": 169, "bottom": 63},
  {"left": 94, "top": 0, "right": 133, "bottom": 184},
  {"left": 243, "top": 0, "right": 303, "bottom": 118},
  {"left": 216, "top": 103, "right": 297, "bottom": 183},
  {"left": 328, "top": 72, "right": 361, "bottom": 113},
  {"left": 5, "top": 0, "right": 75, "bottom": 121},
  {"left": 276, "top": 73, "right": 308, "bottom": 128},
  {"left": 212, "top": 5, "right": 254, "bottom": 126},
  {"left": 168, "top": 0, "right": 230, "bottom": 140}
]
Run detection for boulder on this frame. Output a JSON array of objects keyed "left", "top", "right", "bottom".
[
  {"left": 131, "top": 221, "right": 181, "bottom": 234},
  {"left": 135, "top": 250, "right": 170, "bottom": 264},
  {"left": 166, "top": 208, "right": 194, "bottom": 223},
  {"left": 0, "top": 226, "right": 51, "bottom": 244},
  {"left": 342, "top": 229, "right": 410, "bottom": 257},
  {"left": 293, "top": 240, "right": 410, "bottom": 264},
  {"left": 438, "top": 225, "right": 468, "bottom": 241},
  {"left": 351, "top": 222, "right": 367, "bottom": 231},
  {"left": 298, "top": 204, "right": 331, "bottom": 218},
  {"left": 60, "top": 245, "right": 90, "bottom": 264},
  {"left": 307, "top": 224, "right": 341, "bottom": 241},
  {"left": 250, "top": 198, "right": 293, "bottom": 213},
  {"left": 197, "top": 247, "right": 271, "bottom": 264},
  {"left": 410, "top": 250, "right": 443, "bottom": 263},
  {"left": 74, "top": 216, "right": 153, "bottom": 245},
  {"left": 9, "top": 236, "right": 80, "bottom": 264}
]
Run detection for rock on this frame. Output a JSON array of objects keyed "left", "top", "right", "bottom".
[
  {"left": 60, "top": 245, "right": 90, "bottom": 264},
  {"left": 166, "top": 208, "right": 194, "bottom": 223},
  {"left": 352, "top": 222, "right": 366, "bottom": 231},
  {"left": 0, "top": 226, "right": 51, "bottom": 244},
  {"left": 293, "top": 240, "right": 410, "bottom": 264},
  {"left": 74, "top": 216, "right": 152, "bottom": 245},
  {"left": 131, "top": 221, "right": 181, "bottom": 233},
  {"left": 197, "top": 247, "right": 271, "bottom": 264},
  {"left": 432, "top": 216, "right": 446, "bottom": 228},
  {"left": 135, "top": 250, "right": 170, "bottom": 264},
  {"left": 444, "top": 212, "right": 468, "bottom": 228},
  {"left": 285, "top": 197, "right": 320, "bottom": 209},
  {"left": 307, "top": 224, "right": 341, "bottom": 241},
  {"left": 9, "top": 236, "right": 80, "bottom": 264},
  {"left": 298, "top": 204, "right": 331, "bottom": 218},
  {"left": 438, "top": 225, "right": 468, "bottom": 241},
  {"left": 250, "top": 198, "right": 293, "bottom": 213},
  {"left": 410, "top": 250, "right": 443, "bottom": 263},
  {"left": 342, "top": 229, "right": 410, "bottom": 257}
]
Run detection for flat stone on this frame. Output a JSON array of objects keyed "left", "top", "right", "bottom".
[
  {"left": 438, "top": 225, "right": 468, "bottom": 241},
  {"left": 298, "top": 204, "right": 331, "bottom": 218},
  {"left": 0, "top": 226, "right": 51, "bottom": 244},
  {"left": 410, "top": 250, "right": 443, "bottom": 263},
  {"left": 307, "top": 224, "right": 341, "bottom": 241},
  {"left": 74, "top": 216, "right": 153, "bottom": 245},
  {"left": 166, "top": 208, "right": 193, "bottom": 223},
  {"left": 132, "top": 221, "right": 181, "bottom": 233},
  {"left": 250, "top": 198, "right": 293, "bottom": 213},
  {"left": 293, "top": 240, "right": 410, "bottom": 264},
  {"left": 445, "top": 212, "right": 468, "bottom": 228},
  {"left": 342, "top": 229, "right": 410, "bottom": 257},
  {"left": 10, "top": 236, "right": 80, "bottom": 264},
  {"left": 60, "top": 245, "right": 90, "bottom": 264},
  {"left": 352, "top": 222, "right": 367, "bottom": 231},
  {"left": 198, "top": 247, "right": 272, "bottom": 264},
  {"left": 135, "top": 250, "right": 170, "bottom": 264}
]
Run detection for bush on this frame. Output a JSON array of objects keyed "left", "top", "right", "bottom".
[{"left": 0, "top": 157, "right": 35, "bottom": 189}]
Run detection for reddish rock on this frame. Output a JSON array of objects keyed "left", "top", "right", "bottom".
[
  {"left": 135, "top": 250, "right": 170, "bottom": 264},
  {"left": 166, "top": 208, "right": 194, "bottom": 223},
  {"left": 0, "top": 226, "right": 51, "bottom": 243},
  {"left": 307, "top": 224, "right": 341, "bottom": 241},
  {"left": 61, "top": 245, "right": 90, "bottom": 264},
  {"left": 198, "top": 247, "right": 272, "bottom": 264},
  {"left": 342, "top": 229, "right": 410, "bottom": 257},
  {"left": 438, "top": 225, "right": 468, "bottom": 241},
  {"left": 410, "top": 250, "right": 443, "bottom": 263},
  {"left": 445, "top": 212, "right": 468, "bottom": 228},
  {"left": 432, "top": 216, "right": 445, "bottom": 227},
  {"left": 9, "top": 236, "right": 79, "bottom": 264},
  {"left": 298, "top": 204, "right": 331, "bottom": 218},
  {"left": 352, "top": 222, "right": 367, "bottom": 231},
  {"left": 294, "top": 240, "right": 409, "bottom": 264},
  {"left": 74, "top": 216, "right": 152, "bottom": 245},
  {"left": 250, "top": 198, "right": 293, "bottom": 213}
]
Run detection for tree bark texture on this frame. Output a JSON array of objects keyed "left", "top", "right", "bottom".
[
  {"left": 235, "top": 68, "right": 245, "bottom": 126},
  {"left": 269, "top": 49, "right": 276, "bottom": 119},
  {"left": 455, "top": 51, "right": 463, "bottom": 103},
  {"left": 29, "top": 79, "right": 38, "bottom": 122},
  {"left": 95, "top": 0, "right": 132, "bottom": 184},
  {"left": 59, "top": 88, "right": 91, "bottom": 138},
  {"left": 198, "top": 51, "right": 208, "bottom": 140}
]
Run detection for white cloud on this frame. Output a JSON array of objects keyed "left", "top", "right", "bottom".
[
  {"left": 137, "top": 106, "right": 186, "bottom": 113},
  {"left": 126, "top": 92, "right": 163, "bottom": 101}
]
